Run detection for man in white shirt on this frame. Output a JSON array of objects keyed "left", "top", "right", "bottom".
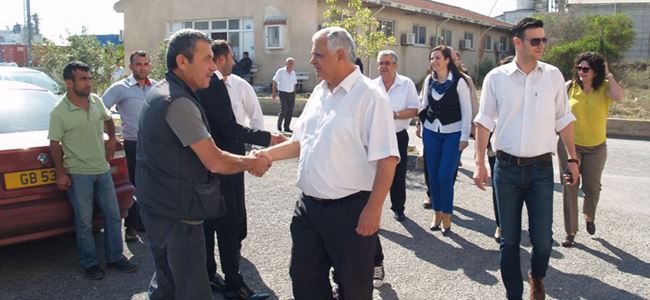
[
  {"left": 473, "top": 17, "right": 580, "bottom": 300},
  {"left": 272, "top": 57, "right": 298, "bottom": 132},
  {"left": 256, "top": 27, "right": 399, "bottom": 300},
  {"left": 369, "top": 49, "right": 419, "bottom": 288}
]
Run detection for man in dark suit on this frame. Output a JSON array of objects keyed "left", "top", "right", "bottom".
[{"left": 197, "top": 40, "right": 285, "bottom": 300}]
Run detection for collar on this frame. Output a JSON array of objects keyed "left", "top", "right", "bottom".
[
  {"left": 330, "top": 68, "right": 362, "bottom": 95},
  {"left": 506, "top": 58, "right": 543, "bottom": 75},
  {"left": 126, "top": 75, "right": 152, "bottom": 87},
  {"left": 62, "top": 92, "right": 95, "bottom": 111},
  {"left": 214, "top": 70, "right": 225, "bottom": 81}
]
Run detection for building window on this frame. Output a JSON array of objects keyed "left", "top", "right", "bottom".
[
  {"left": 412, "top": 25, "right": 426, "bottom": 45},
  {"left": 266, "top": 25, "right": 281, "bottom": 49},
  {"left": 463, "top": 32, "right": 474, "bottom": 49},
  {"left": 168, "top": 18, "right": 254, "bottom": 60},
  {"left": 485, "top": 35, "right": 492, "bottom": 51},
  {"left": 378, "top": 20, "right": 395, "bottom": 37},
  {"left": 499, "top": 36, "right": 508, "bottom": 51},
  {"left": 441, "top": 29, "right": 452, "bottom": 46}
]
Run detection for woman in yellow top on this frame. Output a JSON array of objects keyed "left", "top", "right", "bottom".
[{"left": 558, "top": 52, "right": 624, "bottom": 247}]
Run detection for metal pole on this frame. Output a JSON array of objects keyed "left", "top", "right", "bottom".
[{"left": 24, "top": 0, "right": 32, "bottom": 67}]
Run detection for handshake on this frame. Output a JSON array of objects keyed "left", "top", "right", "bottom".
[{"left": 245, "top": 133, "right": 288, "bottom": 177}]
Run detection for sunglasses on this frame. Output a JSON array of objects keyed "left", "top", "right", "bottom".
[
  {"left": 575, "top": 66, "right": 592, "bottom": 73},
  {"left": 525, "top": 37, "right": 547, "bottom": 46}
]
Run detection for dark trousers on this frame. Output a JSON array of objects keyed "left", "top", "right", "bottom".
[
  {"left": 290, "top": 192, "right": 376, "bottom": 300},
  {"left": 123, "top": 140, "right": 142, "bottom": 230},
  {"left": 488, "top": 155, "right": 499, "bottom": 227},
  {"left": 277, "top": 91, "right": 295, "bottom": 130},
  {"left": 423, "top": 148, "right": 430, "bottom": 199},
  {"left": 390, "top": 130, "right": 409, "bottom": 213},
  {"left": 203, "top": 175, "right": 247, "bottom": 290},
  {"left": 374, "top": 238, "right": 384, "bottom": 267},
  {"left": 141, "top": 209, "right": 212, "bottom": 300}
]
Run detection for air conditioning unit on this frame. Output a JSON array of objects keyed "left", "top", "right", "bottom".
[
  {"left": 401, "top": 33, "right": 416, "bottom": 45},
  {"left": 430, "top": 36, "right": 443, "bottom": 47},
  {"left": 459, "top": 39, "right": 472, "bottom": 50}
]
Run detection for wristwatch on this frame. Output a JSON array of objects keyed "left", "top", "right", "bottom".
[{"left": 568, "top": 158, "right": 580, "bottom": 166}]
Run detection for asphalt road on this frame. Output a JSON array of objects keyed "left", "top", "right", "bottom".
[{"left": 1, "top": 115, "right": 649, "bottom": 300}]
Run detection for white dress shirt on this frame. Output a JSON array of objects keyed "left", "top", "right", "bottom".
[
  {"left": 419, "top": 72, "right": 473, "bottom": 141},
  {"left": 272, "top": 67, "right": 297, "bottom": 93},
  {"left": 474, "top": 60, "right": 575, "bottom": 157},
  {"left": 373, "top": 73, "right": 420, "bottom": 132},
  {"left": 223, "top": 74, "right": 264, "bottom": 130},
  {"left": 292, "top": 68, "right": 399, "bottom": 199}
]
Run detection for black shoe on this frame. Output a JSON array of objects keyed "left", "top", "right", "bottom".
[
  {"left": 441, "top": 227, "right": 452, "bottom": 237},
  {"left": 429, "top": 224, "right": 441, "bottom": 231},
  {"left": 210, "top": 274, "right": 226, "bottom": 291},
  {"left": 107, "top": 258, "right": 137, "bottom": 273},
  {"left": 84, "top": 265, "right": 105, "bottom": 280},
  {"left": 223, "top": 283, "right": 270, "bottom": 300},
  {"left": 125, "top": 227, "right": 138, "bottom": 243},
  {"left": 586, "top": 221, "right": 596, "bottom": 235},
  {"left": 393, "top": 211, "right": 405, "bottom": 222},
  {"left": 284, "top": 128, "right": 293, "bottom": 133}
]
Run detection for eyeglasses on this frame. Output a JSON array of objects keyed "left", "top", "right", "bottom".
[
  {"left": 378, "top": 61, "right": 394, "bottom": 66},
  {"left": 524, "top": 37, "right": 547, "bottom": 46},
  {"left": 575, "top": 66, "right": 592, "bottom": 73}
]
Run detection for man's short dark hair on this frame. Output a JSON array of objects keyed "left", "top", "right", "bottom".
[
  {"left": 211, "top": 40, "right": 231, "bottom": 61},
  {"left": 63, "top": 61, "right": 90, "bottom": 81},
  {"left": 512, "top": 17, "right": 544, "bottom": 38},
  {"left": 129, "top": 50, "right": 150, "bottom": 65},
  {"left": 166, "top": 29, "right": 212, "bottom": 71},
  {"left": 243, "top": 51, "right": 249, "bottom": 56}
]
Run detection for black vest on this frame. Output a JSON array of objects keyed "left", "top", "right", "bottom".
[
  {"left": 421, "top": 75, "right": 462, "bottom": 125},
  {"left": 135, "top": 72, "right": 224, "bottom": 221}
]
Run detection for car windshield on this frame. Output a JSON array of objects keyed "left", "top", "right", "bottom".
[
  {"left": 0, "top": 88, "right": 58, "bottom": 134},
  {"left": 0, "top": 69, "right": 61, "bottom": 94}
]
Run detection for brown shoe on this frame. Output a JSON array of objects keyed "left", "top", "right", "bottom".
[
  {"left": 528, "top": 272, "right": 545, "bottom": 300},
  {"left": 561, "top": 234, "right": 575, "bottom": 248}
]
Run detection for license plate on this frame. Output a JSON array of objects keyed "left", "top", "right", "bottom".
[{"left": 4, "top": 168, "right": 57, "bottom": 190}]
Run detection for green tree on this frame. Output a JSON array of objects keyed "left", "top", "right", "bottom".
[
  {"left": 541, "top": 13, "right": 634, "bottom": 78},
  {"left": 150, "top": 39, "right": 169, "bottom": 81},
  {"left": 322, "top": 0, "right": 395, "bottom": 77},
  {"left": 34, "top": 28, "right": 123, "bottom": 94}
]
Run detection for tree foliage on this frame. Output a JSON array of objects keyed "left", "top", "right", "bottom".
[
  {"left": 322, "top": 0, "right": 395, "bottom": 76},
  {"left": 541, "top": 13, "right": 634, "bottom": 78},
  {"left": 35, "top": 29, "right": 123, "bottom": 94},
  {"left": 150, "top": 39, "right": 169, "bottom": 81}
]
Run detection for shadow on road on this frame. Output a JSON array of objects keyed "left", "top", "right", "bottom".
[
  {"left": 574, "top": 238, "right": 650, "bottom": 278},
  {"left": 379, "top": 218, "right": 500, "bottom": 286}
]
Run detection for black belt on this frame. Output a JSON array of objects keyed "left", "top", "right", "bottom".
[
  {"left": 279, "top": 91, "right": 295, "bottom": 94},
  {"left": 496, "top": 151, "right": 552, "bottom": 166},
  {"left": 304, "top": 191, "right": 370, "bottom": 202}
]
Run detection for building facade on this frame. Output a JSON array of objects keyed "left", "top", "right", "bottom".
[{"left": 115, "top": 0, "right": 512, "bottom": 89}]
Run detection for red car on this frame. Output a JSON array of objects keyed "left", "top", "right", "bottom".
[{"left": 0, "top": 81, "right": 134, "bottom": 246}]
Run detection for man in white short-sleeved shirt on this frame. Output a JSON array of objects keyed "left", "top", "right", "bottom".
[
  {"left": 272, "top": 57, "right": 298, "bottom": 132},
  {"left": 472, "top": 17, "right": 580, "bottom": 300},
  {"left": 256, "top": 27, "right": 399, "bottom": 300}
]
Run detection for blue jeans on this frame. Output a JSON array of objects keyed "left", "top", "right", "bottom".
[
  {"left": 67, "top": 171, "right": 124, "bottom": 269},
  {"left": 423, "top": 129, "right": 461, "bottom": 214},
  {"left": 494, "top": 155, "right": 554, "bottom": 299}
]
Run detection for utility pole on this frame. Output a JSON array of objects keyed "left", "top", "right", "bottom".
[{"left": 24, "top": 0, "right": 32, "bottom": 67}]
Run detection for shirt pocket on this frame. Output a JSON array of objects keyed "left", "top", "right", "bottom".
[{"left": 534, "top": 90, "right": 555, "bottom": 117}]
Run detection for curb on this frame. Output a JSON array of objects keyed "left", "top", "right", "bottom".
[{"left": 258, "top": 97, "right": 650, "bottom": 140}]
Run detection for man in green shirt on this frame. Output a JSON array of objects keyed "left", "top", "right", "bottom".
[{"left": 48, "top": 61, "right": 137, "bottom": 280}]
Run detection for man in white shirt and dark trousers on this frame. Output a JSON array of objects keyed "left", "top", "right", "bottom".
[
  {"left": 369, "top": 49, "right": 419, "bottom": 288},
  {"left": 255, "top": 27, "right": 399, "bottom": 300},
  {"left": 272, "top": 57, "right": 298, "bottom": 132},
  {"left": 473, "top": 18, "right": 580, "bottom": 300}
]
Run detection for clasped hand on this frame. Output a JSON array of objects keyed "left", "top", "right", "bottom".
[{"left": 247, "top": 150, "right": 272, "bottom": 177}]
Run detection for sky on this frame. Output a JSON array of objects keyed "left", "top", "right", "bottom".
[{"left": 0, "top": 0, "right": 517, "bottom": 43}]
